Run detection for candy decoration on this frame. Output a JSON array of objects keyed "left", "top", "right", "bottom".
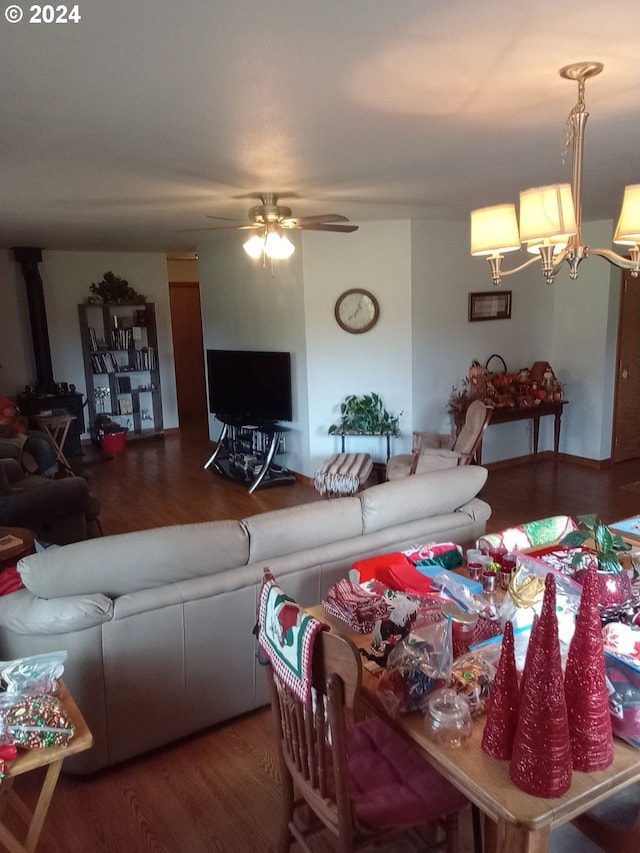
[
  {"left": 564, "top": 563, "right": 614, "bottom": 771},
  {"left": 510, "top": 574, "right": 572, "bottom": 797},
  {"left": 481, "top": 620, "right": 520, "bottom": 759},
  {"left": 4, "top": 694, "right": 74, "bottom": 749}
]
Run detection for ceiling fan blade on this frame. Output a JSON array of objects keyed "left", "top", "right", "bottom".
[
  {"left": 206, "top": 214, "right": 245, "bottom": 222},
  {"left": 300, "top": 223, "right": 359, "bottom": 233},
  {"left": 176, "top": 223, "right": 259, "bottom": 233},
  {"left": 280, "top": 213, "right": 349, "bottom": 228}
]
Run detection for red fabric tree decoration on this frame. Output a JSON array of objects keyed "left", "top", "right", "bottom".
[
  {"left": 509, "top": 574, "right": 572, "bottom": 797},
  {"left": 482, "top": 620, "right": 520, "bottom": 759},
  {"left": 564, "top": 563, "right": 614, "bottom": 771}
]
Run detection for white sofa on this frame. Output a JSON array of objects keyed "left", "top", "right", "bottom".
[{"left": 0, "top": 465, "right": 491, "bottom": 774}]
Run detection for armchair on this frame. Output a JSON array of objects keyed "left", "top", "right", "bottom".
[
  {"left": 0, "top": 459, "right": 102, "bottom": 545},
  {"left": 386, "top": 400, "right": 493, "bottom": 481}
]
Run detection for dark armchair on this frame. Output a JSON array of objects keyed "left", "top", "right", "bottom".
[{"left": 0, "top": 459, "right": 102, "bottom": 545}]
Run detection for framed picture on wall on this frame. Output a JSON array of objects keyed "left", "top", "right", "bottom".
[{"left": 468, "top": 290, "right": 512, "bottom": 322}]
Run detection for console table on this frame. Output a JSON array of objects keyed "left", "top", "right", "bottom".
[
  {"left": 473, "top": 400, "right": 568, "bottom": 465},
  {"left": 332, "top": 430, "right": 398, "bottom": 462}
]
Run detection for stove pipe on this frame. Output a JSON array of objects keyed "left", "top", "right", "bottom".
[{"left": 12, "top": 247, "right": 55, "bottom": 394}]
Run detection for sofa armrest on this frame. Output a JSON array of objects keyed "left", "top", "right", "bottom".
[
  {"left": 0, "top": 588, "right": 113, "bottom": 635},
  {"left": 0, "top": 458, "right": 24, "bottom": 489},
  {"left": 0, "top": 477, "right": 92, "bottom": 526}
]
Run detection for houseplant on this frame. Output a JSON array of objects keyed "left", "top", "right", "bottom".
[
  {"left": 560, "top": 513, "right": 633, "bottom": 606},
  {"left": 89, "top": 271, "right": 145, "bottom": 304},
  {"left": 328, "top": 393, "right": 401, "bottom": 435}
]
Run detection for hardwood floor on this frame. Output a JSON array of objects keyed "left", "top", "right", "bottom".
[{"left": 13, "top": 429, "right": 640, "bottom": 852}]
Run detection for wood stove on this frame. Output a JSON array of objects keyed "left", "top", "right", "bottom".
[{"left": 12, "top": 247, "right": 85, "bottom": 457}]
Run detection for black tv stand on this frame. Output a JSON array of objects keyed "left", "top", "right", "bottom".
[{"left": 203, "top": 417, "right": 295, "bottom": 493}]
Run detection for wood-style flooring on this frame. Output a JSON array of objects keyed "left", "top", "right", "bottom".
[{"left": 12, "top": 427, "right": 640, "bottom": 852}]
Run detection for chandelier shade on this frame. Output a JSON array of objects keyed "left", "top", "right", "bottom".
[
  {"left": 613, "top": 185, "right": 640, "bottom": 245},
  {"left": 519, "top": 185, "right": 577, "bottom": 246},
  {"left": 471, "top": 204, "right": 521, "bottom": 256}
]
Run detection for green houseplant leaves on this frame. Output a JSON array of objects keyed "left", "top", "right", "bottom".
[
  {"left": 560, "top": 513, "right": 631, "bottom": 574},
  {"left": 328, "top": 393, "right": 401, "bottom": 435}
]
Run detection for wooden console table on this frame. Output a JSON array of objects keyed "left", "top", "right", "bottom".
[{"left": 474, "top": 400, "right": 568, "bottom": 465}]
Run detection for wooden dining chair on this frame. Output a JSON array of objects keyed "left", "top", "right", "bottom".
[{"left": 264, "top": 623, "right": 474, "bottom": 852}]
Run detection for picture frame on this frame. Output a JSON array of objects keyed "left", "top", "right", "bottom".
[{"left": 468, "top": 290, "right": 512, "bottom": 322}]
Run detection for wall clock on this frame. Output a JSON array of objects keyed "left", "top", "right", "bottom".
[{"left": 334, "top": 289, "right": 380, "bottom": 334}]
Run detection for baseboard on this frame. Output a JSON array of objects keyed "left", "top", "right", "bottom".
[{"left": 484, "top": 450, "right": 612, "bottom": 471}]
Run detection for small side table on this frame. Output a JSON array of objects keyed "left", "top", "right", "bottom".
[
  {"left": 0, "top": 681, "right": 93, "bottom": 853},
  {"left": 0, "top": 527, "right": 35, "bottom": 571},
  {"left": 35, "top": 414, "right": 76, "bottom": 475}
]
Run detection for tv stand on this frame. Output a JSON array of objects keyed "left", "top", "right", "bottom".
[{"left": 204, "top": 417, "right": 295, "bottom": 493}]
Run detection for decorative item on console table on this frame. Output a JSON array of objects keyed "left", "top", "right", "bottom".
[
  {"left": 560, "top": 513, "right": 634, "bottom": 607},
  {"left": 449, "top": 357, "right": 564, "bottom": 429}
]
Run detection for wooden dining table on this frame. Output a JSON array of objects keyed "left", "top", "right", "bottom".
[{"left": 309, "top": 605, "right": 640, "bottom": 853}]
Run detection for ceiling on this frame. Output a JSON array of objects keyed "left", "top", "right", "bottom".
[{"left": 2, "top": 0, "right": 639, "bottom": 253}]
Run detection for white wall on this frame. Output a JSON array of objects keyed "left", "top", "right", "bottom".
[
  {"left": 0, "top": 250, "right": 178, "bottom": 434},
  {"left": 196, "top": 231, "right": 310, "bottom": 475},
  {"left": 550, "top": 219, "right": 620, "bottom": 460},
  {"left": 2, "top": 218, "right": 622, "bottom": 469},
  {"left": 0, "top": 250, "right": 34, "bottom": 392},
  {"left": 304, "top": 221, "right": 413, "bottom": 469},
  {"left": 195, "top": 218, "right": 624, "bottom": 475}
]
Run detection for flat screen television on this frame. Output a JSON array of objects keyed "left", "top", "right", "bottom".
[{"left": 206, "top": 349, "right": 293, "bottom": 423}]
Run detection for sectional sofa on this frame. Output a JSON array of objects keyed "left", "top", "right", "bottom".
[{"left": 0, "top": 465, "right": 491, "bottom": 774}]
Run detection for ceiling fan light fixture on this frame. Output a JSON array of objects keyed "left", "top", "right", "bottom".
[
  {"left": 243, "top": 234, "right": 265, "bottom": 260},
  {"left": 264, "top": 230, "right": 295, "bottom": 260}
]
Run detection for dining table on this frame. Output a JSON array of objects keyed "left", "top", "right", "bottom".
[{"left": 309, "top": 604, "right": 640, "bottom": 853}]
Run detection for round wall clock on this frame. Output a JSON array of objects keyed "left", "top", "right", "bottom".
[{"left": 334, "top": 289, "right": 380, "bottom": 334}]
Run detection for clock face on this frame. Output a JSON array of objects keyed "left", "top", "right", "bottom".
[{"left": 335, "top": 289, "right": 379, "bottom": 334}]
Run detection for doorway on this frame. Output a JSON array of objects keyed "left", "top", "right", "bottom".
[
  {"left": 611, "top": 269, "right": 640, "bottom": 462},
  {"left": 168, "top": 281, "right": 208, "bottom": 430}
]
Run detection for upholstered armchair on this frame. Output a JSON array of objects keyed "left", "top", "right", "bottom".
[
  {"left": 386, "top": 400, "right": 493, "bottom": 480},
  {"left": 0, "top": 459, "right": 102, "bottom": 545}
]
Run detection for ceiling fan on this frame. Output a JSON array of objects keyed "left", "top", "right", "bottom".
[
  {"left": 206, "top": 192, "right": 359, "bottom": 233},
  {"left": 202, "top": 192, "right": 359, "bottom": 261}
]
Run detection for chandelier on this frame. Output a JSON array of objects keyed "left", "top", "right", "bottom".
[
  {"left": 243, "top": 222, "right": 295, "bottom": 261},
  {"left": 471, "top": 62, "right": 640, "bottom": 286}
]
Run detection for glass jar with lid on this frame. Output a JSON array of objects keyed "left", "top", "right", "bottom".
[{"left": 425, "top": 688, "right": 473, "bottom": 748}]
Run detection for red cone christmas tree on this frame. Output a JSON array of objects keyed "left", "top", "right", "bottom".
[
  {"left": 509, "top": 574, "right": 572, "bottom": 797},
  {"left": 564, "top": 563, "right": 614, "bottom": 771},
  {"left": 482, "top": 620, "right": 520, "bottom": 759}
]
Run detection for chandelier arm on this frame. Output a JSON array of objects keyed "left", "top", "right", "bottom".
[
  {"left": 588, "top": 247, "right": 640, "bottom": 272},
  {"left": 495, "top": 255, "right": 542, "bottom": 277}
]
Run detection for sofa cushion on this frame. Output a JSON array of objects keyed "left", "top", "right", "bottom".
[
  {"left": 242, "top": 497, "right": 363, "bottom": 563},
  {"left": 18, "top": 520, "right": 249, "bottom": 599},
  {"left": 360, "top": 466, "right": 488, "bottom": 534}
]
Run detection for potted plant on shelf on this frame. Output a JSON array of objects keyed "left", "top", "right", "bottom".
[
  {"left": 328, "top": 393, "right": 402, "bottom": 435},
  {"left": 560, "top": 513, "right": 634, "bottom": 606},
  {"left": 88, "top": 271, "right": 145, "bottom": 305}
]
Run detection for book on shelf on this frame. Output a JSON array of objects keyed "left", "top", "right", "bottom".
[
  {"left": 119, "top": 398, "right": 133, "bottom": 415},
  {"left": 0, "top": 534, "right": 23, "bottom": 552},
  {"left": 116, "top": 376, "right": 132, "bottom": 394}
]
